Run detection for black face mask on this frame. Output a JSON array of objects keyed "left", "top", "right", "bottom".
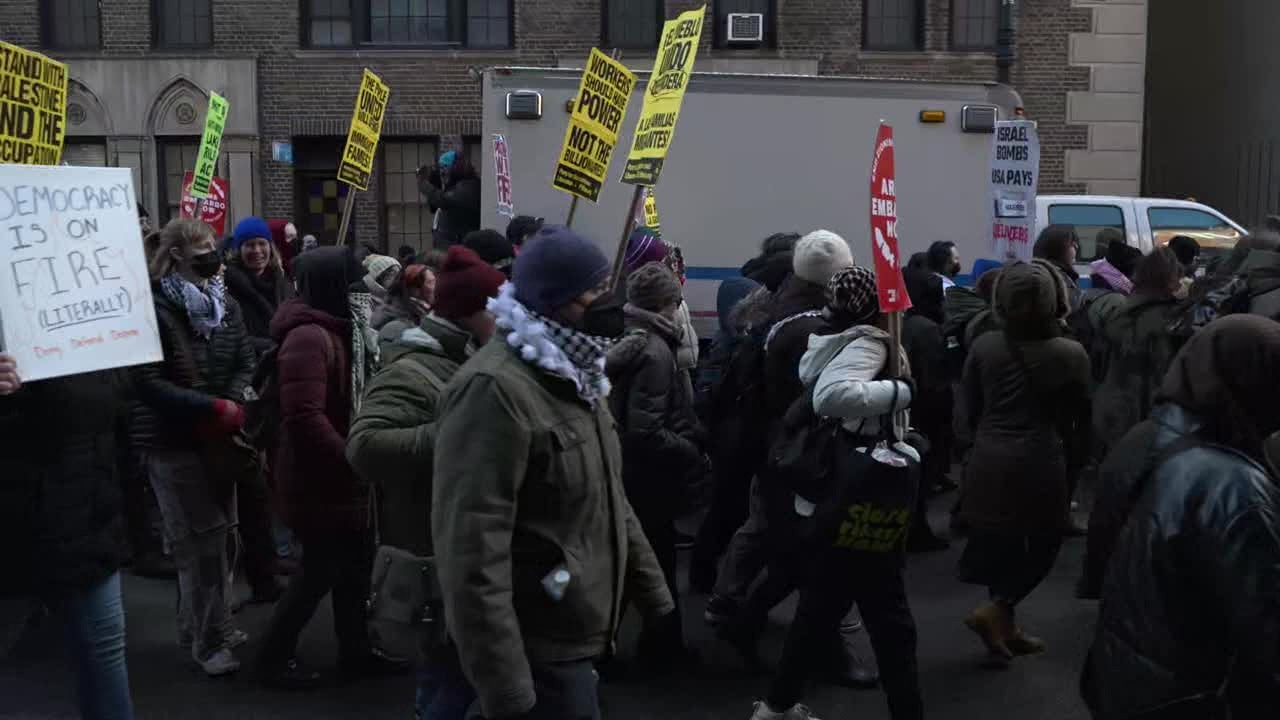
[
  {"left": 190, "top": 251, "right": 223, "bottom": 279},
  {"left": 580, "top": 291, "right": 626, "bottom": 340}
]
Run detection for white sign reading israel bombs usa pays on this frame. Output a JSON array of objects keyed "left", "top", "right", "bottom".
[{"left": 0, "top": 165, "right": 162, "bottom": 382}]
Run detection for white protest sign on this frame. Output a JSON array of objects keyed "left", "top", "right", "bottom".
[
  {"left": 989, "top": 119, "right": 1040, "bottom": 261},
  {"left": 0, "top": 165, "right": 162, "bottom": 382}
]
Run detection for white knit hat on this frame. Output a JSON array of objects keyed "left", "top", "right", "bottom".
[{"left": 792, "top": 230, "right": 854, "bottom": 286}]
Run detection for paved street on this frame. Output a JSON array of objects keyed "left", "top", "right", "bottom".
[{"left": 3, "top": 499, "right": 1097, "bottom": 720}]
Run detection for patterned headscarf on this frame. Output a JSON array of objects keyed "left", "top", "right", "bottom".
[
  {"left": 825, "top": 266, "right": 880, "bottom": 326},
  {"left": 489, "top": 283, "right": 611, "bottom": 404},
  {"left": 161, "top": 273, "right": 226, "bottom": 339}
]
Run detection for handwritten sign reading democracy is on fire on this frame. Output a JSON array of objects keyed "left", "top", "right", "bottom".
[
  {"left": 0, "top": 165, "right": 162, "bottom": 382},
  {"left": 0, "top": 40, "right": 69, "bottom": 166}
]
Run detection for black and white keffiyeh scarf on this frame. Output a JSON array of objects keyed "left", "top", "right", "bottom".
[
  {"left": 489, "top": 283, "right": 611, "bottom": 404},
  {"left": 161, "top": 272, "right": 226, "bottom": 339}
]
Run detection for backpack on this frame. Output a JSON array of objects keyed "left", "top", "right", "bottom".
[
  {"left": 242, "top": 346, "right": 281, "bottom": 451},
  {"left": 242, "top": 330, "right": 341, "bottom": 451},
  {"left": 1167, "top": 275, "right": 1253, "bottom": 341},
  {"left": 1065, "top": 288, "right": 1113, "bottom": 365}
]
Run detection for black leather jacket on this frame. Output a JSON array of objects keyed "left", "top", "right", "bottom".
[{"left": 1083, "top": 403, "right": 1280, "bottom": 719}]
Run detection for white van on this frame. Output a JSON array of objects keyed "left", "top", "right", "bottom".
[{"left": 1035, "top": 196, "right": 1247, "bottom": 267}]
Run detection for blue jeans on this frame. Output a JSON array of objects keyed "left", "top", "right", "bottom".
[
  {"left": 62, "top": 572, "right": 134, "bottom": 720},
  {"left": 415, "top": 661, "right": 476, "bottom": 720}
]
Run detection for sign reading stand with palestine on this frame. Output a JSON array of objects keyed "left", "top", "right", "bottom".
[
  {"left": 0, "top": 40, "right": 68, "bottom": 165},
  {"left": 188, "top": 92, "right": 228, "bottom": 199},
  {"left": 0, "top": 165, "right": 162, "bottom": 382},
  {"left": 338, "top": 69, "right": 390, "bottom": 191},
  {"left": 989, "top": 119, "right": 1040, "bottom": 261},
  {"left": 869, "top": 122, "right": 911, "bottom": 313},
  {"left": 621, "top": 6, "right": 705, "bottom": 187},
  {"left": 553, "top": 48, "right": 637, "bottom": 202}
]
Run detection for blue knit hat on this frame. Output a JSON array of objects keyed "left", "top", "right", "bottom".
[
  {"left": 513, "top": 225, "right": 610, "bottom": 316},
  {"left": 231, "top": 216, "right": 271, "bottom": 251}
]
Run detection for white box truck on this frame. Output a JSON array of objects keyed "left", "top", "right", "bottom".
[{"left": 481, "top": 67, "right": 1021, "bottom": 335}]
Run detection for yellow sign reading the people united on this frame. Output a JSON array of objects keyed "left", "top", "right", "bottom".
[
  {"left": 621, "top": 6, "right": 705, "bottom": 187},
  {"left": 0, "top": 40, "right": 68, "bottom": 166},
  {"left": 338, "top": 69, "right": 390, "bottom": 191},
  {"left": 553, "top": 48, "right": 637, "bottom": 202}
]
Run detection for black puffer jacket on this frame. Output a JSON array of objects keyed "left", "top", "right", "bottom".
[
  {"left": 606, "top": 306, "right": 706, "bottom": 508},
  {"left": 1083, "top": 403, "right": 1280, "bottom": 720},
  {"left": 424, "top": 174, "right": 481, "bottom": 247},
  {"left": 130, "top": 287, "right": 256, "bottom": 450},
  {"left": 224, "top": 261, "right": 293, "bottom": 356},
  {"left": 0, "top": 371, "right": 128, "bottom": 596},
  {"left": 762, "top": 275, "right": 830, "bottom": 418}
]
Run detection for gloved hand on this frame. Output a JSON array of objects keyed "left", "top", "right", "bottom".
[{"left": 198, "top": 399, "right": 244, "bottom": 437}]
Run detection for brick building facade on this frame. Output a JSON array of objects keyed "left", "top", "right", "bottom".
[{"left": 1, "top": 0, "right": 1146, "bottom": 254}]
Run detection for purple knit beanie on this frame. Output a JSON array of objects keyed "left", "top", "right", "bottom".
[{"left": 623, "top": 227, "right": 669, "bottom": 276}]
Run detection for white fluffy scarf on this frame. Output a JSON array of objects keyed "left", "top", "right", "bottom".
[{"left": 489, "top": 283, "right": 611, "bottom": 403}]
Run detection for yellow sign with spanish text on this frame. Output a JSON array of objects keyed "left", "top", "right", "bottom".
[
  {"left": 338, "top": 69, "right": 391, "bottom": 191},
  {"left": 621, "top": 6, "right": 705, "bottom": 186},
  {"left": 553, "top": 48, "right": 637, "bottom": 202},
  {"left": 0, "top": 40, "right": 68, "bottom": 165}
]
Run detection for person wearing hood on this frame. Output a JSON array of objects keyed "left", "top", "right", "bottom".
[
  {"left": 900, "top": 267, "right": 952, "bottom": 550},
  {"left": 1033, "top": 224, "right": 1083, "bottom": 308},
  {"left": 663, "top": 242, "right": 701, "bottom": 373},
  {"left": 1092, "top": 248, "right": 1183, "bottom": 452},
  {"left": 363, "top": 253, "right": 403, "bottom": 330},
  {"left": 620, "top": 227, "right": 700, "bottom": 375},
  {"left": 1082, "top": 315, "right": 1280, "bottom": 720},
  {"left": 130, "top": 218, "right": 255, "bottom": 677},
  {"left": 1076, "top": 237, "right": 1143, "bottom": 386},
  {"left": 373, "top": 264, "right": 436, "bottom": 347},
  {"left": 606, "top": 262, "right": 708, "bottom": 666},
  {"left": 690, "top": 232, "right": 800, "bottom": 592},
  {"left": 1089, "top": 232, "right": 1141, "bottom": 295},
  {"left": 431, "top": 225, "right": 673, "bottom": 720},
  {"left": 956, "top": 259, "right": 1091, "bottom": 667},
  {"left": 748, "top": 267, "right": 921, "bottom": 720},
  {"left": 224, "top": 217, "right": 295, "bottom": 356},
  {"left": 267, "top": 219, "right": 299, "bottom": 277},
  {"left": 713, "top": 231, "right": 879, "bottom": 692},
  {"left": 346, "top": 246, "right": 505, "bottom": 720},
  {"left": 257, "top": 247, "right": 405, "bottom": 689},
  {"left": 463, "top": 229, "right": 517, "bottom": 278},
  {"left": 420, "top": 151, "right": 481, "bottom": 248}
]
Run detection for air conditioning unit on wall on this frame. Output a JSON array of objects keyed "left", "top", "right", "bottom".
[{"left": 726, "top": 13, "right": 765, "bottom": 44}]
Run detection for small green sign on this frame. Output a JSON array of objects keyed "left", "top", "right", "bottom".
[{"left": 189, "top": 92, "right": 228, "bottom": 199}]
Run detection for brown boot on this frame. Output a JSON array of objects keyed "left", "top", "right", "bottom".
[
  {"left": 1007, "top": 627, "right": 1047, "bottom": 656},
  {"left": 964, "top": 602, "right": 1014, "bottom": 666}
]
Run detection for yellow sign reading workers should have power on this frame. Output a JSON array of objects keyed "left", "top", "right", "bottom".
[
  {"left": 338, "top": 69, "right": 390, "bottom": 190},
  {"left": 0, "top": 40, "right": 68, "bottom": 166},
  {"left": 621, "top": 6, "right": 705, "bottom": 186},
  {"left": 553, "top": 48, "right": 637, "bottom": 202}
]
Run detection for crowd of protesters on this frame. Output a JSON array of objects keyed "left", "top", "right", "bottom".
[{"left": 4, "top": 185, "right": 1280, "bottom": 720}]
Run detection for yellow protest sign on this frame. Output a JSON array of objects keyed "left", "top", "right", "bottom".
[
  {"left": 621, "top": 6, "right": 705, "bottom": 186},
  {"left": 338, "top": 69, "right": 390, "bottom": 190},
  {"left": 188, "top": 92, "right": 228, "bottom": 199},
  {"left": 643, "top": 188, "right": 660, "bottom": 229},
  {"left": 553, "top": 48, "right": 637, "bottom": 203},
  {"left": 0, "top": 40, "right": 68, "bottom": 166}
]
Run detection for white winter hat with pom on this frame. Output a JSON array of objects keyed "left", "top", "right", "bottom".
[{"left": 792, "top": 230, "right": 854, "bottom": 286}]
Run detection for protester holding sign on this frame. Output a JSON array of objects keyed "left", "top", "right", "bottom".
[
  {"left": 130, "top": 218, "right": 255, "bottom": 677},
  {"left": 0, "top": 355, "right": 136, "bottom": 719},
  {"left": 419, "top": 150, "right": 481, "bottom": 248}
]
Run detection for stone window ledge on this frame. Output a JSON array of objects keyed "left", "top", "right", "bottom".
[
  {"left": 293, "top": 48, "right": 520, "bottom": 61},
  {"left": 857, "top": 50, "right": 996, "bottom": 63}
]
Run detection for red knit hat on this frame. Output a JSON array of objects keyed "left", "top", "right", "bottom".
[{"left": 433, "top": 246, "right": 506, "bottom": 322}]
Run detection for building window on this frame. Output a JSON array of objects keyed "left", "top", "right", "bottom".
[
  {"left": 159, "top": 140, "right": 201, "bottom": 226},
  {"left": 952, "top": 0, "right": 999, "bottom": 51},
  {"left": 383, "top": 140, "right": 440, "bottom": 255},
  {"left": 467, "top": 0, "right": 511, "bottom": 49},
  {"left": 307, "top": 0, "right": 354, "bottom": 47},
  {"left": 42, "top": 0, "right": 101, "bottom": 49},
  {"left": 154, "top": 0, "right": 213, "bottom": 48},
  {"left": 62, "top": 139, "right": 108, "bottom": 167},
  {"left": 713, "top": 0, "right": 774, "bottom": 48},
  {"left": 604, "top": 0, "right": 662, "bottom": 49},
  {"left": 864, "top": 0, "right": 921, "bottom": 51},
  {"left": 302, "top": 1, "right": 511, "bottom": 48}
]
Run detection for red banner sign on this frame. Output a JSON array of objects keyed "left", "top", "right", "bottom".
[
  {"left": 493, "top": 133, "right": 514, "bottom": 218},
  {"left": 869, "top": 123, "right": 911, "bottom": 313},
  {"left": 180, "top": 172, "right": 229, "bottom": 238}
]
